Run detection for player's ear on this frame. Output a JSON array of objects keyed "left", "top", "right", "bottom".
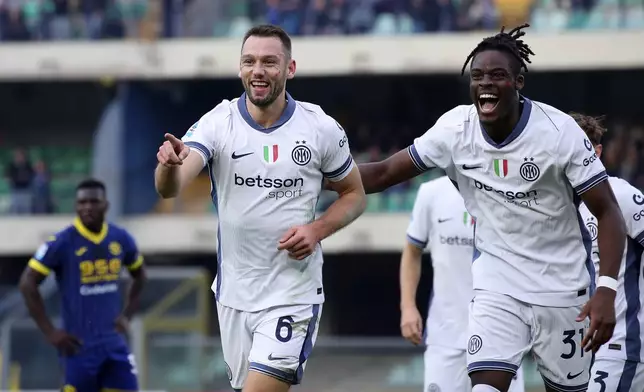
[
  {"left": 287, "top": 59, "right": 296, "bottom": 80},
  {"left": 595, "top": 144, "right": 603, "bottom": 159},
  {"left": 515, "top": 74, "right": 525, "bottom": 91}
]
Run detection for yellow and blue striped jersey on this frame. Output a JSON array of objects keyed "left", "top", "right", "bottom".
[{"left": 29, "top": 217, "right": 143, "bottom": 344}]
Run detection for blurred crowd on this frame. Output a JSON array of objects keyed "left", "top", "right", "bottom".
[
  {"left": 3, "top": 148, "right": 53, "bottom": 214},
  {"left": 0, "top": 0, "right": 642, "bottom": 42}
]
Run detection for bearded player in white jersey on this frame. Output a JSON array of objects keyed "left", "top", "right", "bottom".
[
  {"left": 350, "top": 24, "right": 627, "bottom": 392},
  {"left": 573, "top": 113, "right": 644, "bottom": 391},
  {"left": 400, "top": 176, "right": 525, "bottom": 392},
  {"left": 154, "top": 25, "right": 367, "bottom": 392}
]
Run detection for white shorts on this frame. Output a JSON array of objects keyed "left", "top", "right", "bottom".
[
  {"left": 216, "top": 301, "right": 322, "bottom": 390},
  {"left": 424, "top": 345, "right": 525, "bottom": 392},
  {"left": 467, "top": 290, "right": 591, "bottom": 392},
  {"left": 588, "top": 356, "right": 644, "bottom": 392}
]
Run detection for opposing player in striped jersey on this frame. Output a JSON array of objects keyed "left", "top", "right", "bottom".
[
  {"left": 354, "top": 25, "right": 626, "bottom": 392},
  {"left": 401, "top": 175, "right": 525, "bottom": 392},
  {"left": 574, "top": 113, "right": 644, "bottom": 391},
  {"left": 154, "top": 24, "right": 366, "bottom": 392}
]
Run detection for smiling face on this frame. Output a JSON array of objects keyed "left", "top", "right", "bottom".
[
  {"left": 239, "top": 35, "right": 296, "bottom": 108},
  {"left": 469, "top": 49, "right": 524, "bottom": 125}
]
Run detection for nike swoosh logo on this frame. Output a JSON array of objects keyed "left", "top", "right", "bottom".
[
  {"left": 567, "top": 370, "right": 584, "bottom": 380},
  {"left": 268, "top": 354, "right": 291, "bottom": 361},
  {"left": 462, "top": 164, "right": 482, "bottom": 170},
  {"left": 438, "top": 218, "right": 452, "bottom": 223},
  {"left": 232, "top": 151, "right": 253, "bottom": 159}
]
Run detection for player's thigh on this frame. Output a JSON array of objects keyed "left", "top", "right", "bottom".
[
  {"left": 424, "top": 345, "right": 470, "bottom": 392},
  {"left": 588, "top": 357, "right": 644, "bottom": 392},
  {"left": 99, "top": 351, "right": 139, "bottom": 391},
  {"left": 217, "top": 301, "right": 253, "bottom": 390},
  {"left": 249, "top": 303, "right": 322, "bottom": 386},
  {"left": 61, "top": 354, "right": 100, "bottom": 392},
  {"left": 531, "top": 304, "right": 591, "bottom": 391},
  {"left": 467, "top": 290, "right": 531, "bottom": 390}
]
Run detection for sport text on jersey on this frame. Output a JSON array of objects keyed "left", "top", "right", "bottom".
[
  {"left": 234, "top": 173, "right": 305, "bottom": 200},
  {"left": 78, "top": 241, "right": 125, "bottom": 296}
]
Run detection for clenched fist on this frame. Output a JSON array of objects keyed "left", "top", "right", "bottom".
[{"left": 157, "top": 133, "right": 190, "bottom": 167}]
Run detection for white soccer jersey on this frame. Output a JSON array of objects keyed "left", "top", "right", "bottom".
[
  {"left": 182, "top": 93, "right": 354, "bottom": 312},
  {"left": 409, "top": 97, "right": 608, "bottom": 307},
  {"left": 406, "top": 176, "right": 475, "bottom": 349},
  {"left": 579, "top": 176, "right": 644, "bottom": 362}
]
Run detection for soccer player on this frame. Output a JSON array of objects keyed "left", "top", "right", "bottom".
[
  {"left": 574, "top": 113, "right": 644, "bottom": 391},
  {"left": 19, "top": 179, "right": 145, "bottom": 392},
  {"left": 353, "top": 24, "right": 626, "bottom": 392},
  {"left": 401, "top": 175, "right": 525, "bottom": 392},
  {"left": 154, "top": 25, "right": 366, "bottom": 392}
]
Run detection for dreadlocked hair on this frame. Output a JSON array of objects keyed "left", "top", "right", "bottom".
[
  {"left": 461, "top": 24, "right": 535, "bottom": 76},
  {"left": 569, "top": 112, "right": 607, "bottom": 146}
]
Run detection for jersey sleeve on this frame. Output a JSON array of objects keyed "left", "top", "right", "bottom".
[
  {"left": 617, "top": 183, "right": 644, "bottom": 246},
  {"left": 181, "top": 100, "right": 230, "bottom": 165},
  {"left": 407, "top": 106, "right": 463, "bottom": 172},
  {"left": 556, "top": 118, "right": 608, "bottom": 195},
  {"left": 320, "top": 117, "right": 355, "bottom": 182},
  {"left": 122, "top": 231, "right": 144, "bottom": 271},
  {"left": 28, "top": 235, "right": 63, "bottom": 276},
  {"left": 406, "top": 184, "right": 433, "bottom": 249}
]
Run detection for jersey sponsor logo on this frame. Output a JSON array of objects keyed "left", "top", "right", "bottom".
[
  {"left": 439, "top": 235, "right": 474, "bottom": 247},
  {"left": 493, "top": 158, "right": 509, "bottom": 178},
  {"left": 583, "top": 151, "right": 599, "bottom": 167},
  {"left": 80, "top": 283, "right": 118, "bottom": 296},
  {"left": 263, "top": 144, "right": 279, "bottom": 163},
  {"left": 584, "top": 138, "right": 593, "bottom": 151},
  {"left": 338, "top": 134, "right": 348, "bottom": 148},
  {"left": 79, "top": 258, "right": 122, "bottom": 284},
  {"left": 75, "top": 247, "right": 87, "bottom": 257},
  {"left": 519, "top": 157, "right": 540, "bottom": 182},
  {"left": 633, "top": 193, "right": 644, "bottom": 206},
  {"left": 291, "top": 140, "right": 312, "bottom": 166},
  {"left": 474, "top": 180, "right": 539, "bottom": 207},
  {"left": 467, "top": 335, "right": 483, "bottom": 355},
  {"left": 231, "top": 151, "right": 254, "bottom": 160},
  {"left": 437, "top": 218, "right": 451, "bottom": 223},
  {"left": 567, "top": 370, "right": 584, "bottom": 380},
  {"left": 462, "top": 164, "right": 482, "bottom": 170},
  {"left": 585, "top": 219, "right": 598, "bottom": 241},
  {"left": 234, "top": 173, "right": 304, "bottom": 200},
  {"left": 633, "top": 208, "right": 644, "bottom": 221}
]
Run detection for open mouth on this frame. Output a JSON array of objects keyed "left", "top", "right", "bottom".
[
  {"left": 251, "top": 80, "right": 269, "bottom": 89},
  {"left": 478, "top": 93, "right": 499, "bottom": 115}
]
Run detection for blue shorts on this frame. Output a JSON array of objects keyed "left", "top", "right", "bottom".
[{"left": 62, "top": 342, "right": 138, "bottom": 392}]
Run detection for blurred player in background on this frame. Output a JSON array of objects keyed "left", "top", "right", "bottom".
[
  {"left": 354, "top": 24, "right": 626, "bottom": 392},
  {"left": 154, "top": 24, "right": 366, "bottom": 392},
  {"left": 19, "top": 179, "right": 146, "bottom": 392},
  {"left": 574, "top": 113, "right": 644, "bottom": 391},
  {"left": 400, "top": 175, "right": 524, "bottom": 392}
]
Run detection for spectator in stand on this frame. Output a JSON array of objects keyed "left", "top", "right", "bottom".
[
  {"left": 32, "top": 160, "right": 54, "bottom": 214},
  {"left": 5, "top": 148, "right": 35, "bottom": 215}
]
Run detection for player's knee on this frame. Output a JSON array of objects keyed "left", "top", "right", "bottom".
[
  {"left": 470, "top": 370, "right": 514, "bottom": 392},
  {"left": 472, "top": 385, "right": 502, "bottom": 392}
]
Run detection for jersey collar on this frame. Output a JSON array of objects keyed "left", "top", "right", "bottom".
[
  {"left": 480, "top": 96, "right": 532, "bottom": 149},
  {"left": 73, "top": 217, "right": 108, "bottom": 244},
  {"left": 237, "top": 92, "right": 296, "bottom": 134}
]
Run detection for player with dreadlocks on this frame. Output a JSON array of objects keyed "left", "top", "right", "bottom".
[{"left": 341, "top": 24, "right": 626, "bottom": 392}]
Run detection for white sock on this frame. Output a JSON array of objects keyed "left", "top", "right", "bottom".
[{"left": 472, "top": 385, "right": 501, "bottom": 392}]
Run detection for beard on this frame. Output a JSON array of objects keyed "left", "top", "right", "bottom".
[{"left": 243, "top": 78, "right": 286, "bottom": 108}]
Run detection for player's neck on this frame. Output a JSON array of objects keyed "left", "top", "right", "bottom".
[
  {"left": 82, "top": 221, "right": 104, "bottom": 234},
  {"left": 482, "top": 100, "right": 522, "bottom": 144},
  {"left": 246, "top": 94, "right": 287, "bottom": 129}
]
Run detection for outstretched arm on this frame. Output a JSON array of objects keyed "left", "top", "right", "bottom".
[{"left": 357, "top": 149, "right": 423, "bottom": 194}]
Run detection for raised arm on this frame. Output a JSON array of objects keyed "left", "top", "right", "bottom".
[{"left": 155, "top": 133, "right": 205, "bottom": 198}]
